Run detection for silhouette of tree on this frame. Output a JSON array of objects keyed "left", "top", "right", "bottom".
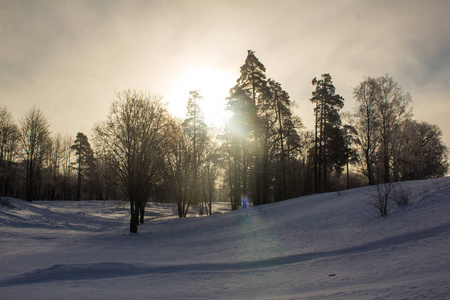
[
  {"left": 19, "top": 107, "right": 51, "bottom": 201},
  {"left": 71, "top": 132, "right": 95, "bottom": 201},
  {"left": 351, "top": 75, "right": 412, "bottom": 184},
  {"left": 182, "top": 91, "right": 208, "bottom": 214},
  {"left": 0, "top": 106, "right": 19, "bottom": 197},
  {"left": 94, "top": 90, "right": 171, "bottom": 233},
  {"left": 310, "top": 74, "right": 345, "bottom": 192}
]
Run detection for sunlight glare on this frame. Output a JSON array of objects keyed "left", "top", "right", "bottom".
[{"left": 166, "top": 66, "right": 236, "bottom": 128}]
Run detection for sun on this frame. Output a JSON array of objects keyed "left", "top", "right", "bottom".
[{"left": 166, "top": 66, "right": 236, "bottom": 128}]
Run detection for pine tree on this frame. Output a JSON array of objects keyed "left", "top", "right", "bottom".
[
  {"left": 181, "top": 91, "right": 207, "bottom": 214},
  {"left": 310, "top": 74, "right": 345, "bottom": 192},
  {"left": 225, "top": 50, "right": 301, "bottom": 205},
  {"left": 233, "top": 50, "right": 267, "bottom": 205},
  {"left": 71, "top": 132, "right": 94, "bottom": 201},
  {"left": 225, "top": 86, "right": 254, "bottom": 209}
]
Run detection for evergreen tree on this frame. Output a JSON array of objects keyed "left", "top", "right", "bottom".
[
  {"left": 231, "top": 50, "right": 267, "bottom": 205},
  {"left": 181, "top": 91, "right": 208, "bottom": 214},
  {"left": 266, "top": 79, "right": 301, "bottom": 201},
  {"left": 224, "top": 50, "right": 301, "bottom": 205},
  {"left": 71, "top": 132, "right": 95, "bottom": 200},
  {"left": 225, "top": 86, "right": 254, "bottom": 209},
  {"left": 310, "top": 74, "right": 345, "bottom": 192}
]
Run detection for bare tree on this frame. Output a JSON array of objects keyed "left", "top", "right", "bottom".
[
  {"left": 0, "top": 106, "right": 20, "bottom": 197},
  {"left": 371, "top": 182, "right": 392, "bottom": 218},
  {"left": 164, "top": 120, "right": 195, "bottom": 217},
  {"left": 352, "top": 78, "right": 381, "bottom": 185},
  {"left": 45, "top": 134, "right": 63, "bottom": 200},
  {"left": 376, "top": 75, "right": 412, "bottom": 183},
  {"left": 19, "top": 107, "right": 51, "bottom": 201},
  {"left": 395, "top": 120, "right": 448, "bottom": 180},
  {"left": 199, "top": 130, "right": 221, "bottom": 215},
  {"left": 351, "top": 75, "right": 412, "bottom": 184},
  {"left": 60, "top": 134, "right": 75, "bottom": 200},
  {"left": 94, "top": 90, "right": 171, "bottom": 233}
]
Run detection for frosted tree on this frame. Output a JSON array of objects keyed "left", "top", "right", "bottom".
[{"left": 351, "top": 75, "right": 412, "bottom": 184}]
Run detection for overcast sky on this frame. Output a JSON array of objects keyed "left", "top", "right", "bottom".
[{"left": 1, "top": 0, "right": 449, "bottom": 147}]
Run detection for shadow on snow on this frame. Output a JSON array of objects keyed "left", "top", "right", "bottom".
[{"left": 1, "top": 223, "right": 448, "bottom": 286}]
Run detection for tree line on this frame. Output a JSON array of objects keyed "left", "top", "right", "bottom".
[
  {"left": 1, "top": 50, "right": 448, "bottom": 232},
  {"left": 0, "top": 107, "right": 117, "bottom": 202}
]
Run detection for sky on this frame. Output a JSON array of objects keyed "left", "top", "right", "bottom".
[{"left": 1, "top": 0, "right": 450, "bottom": 148}]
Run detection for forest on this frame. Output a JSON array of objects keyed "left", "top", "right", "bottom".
[{"left": 1, "top": 50, "right": 448, "bottom": 232}]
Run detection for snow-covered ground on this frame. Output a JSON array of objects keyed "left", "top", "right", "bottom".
[{"left": 1, "top": 178, "right": 449, "bottom": 299}]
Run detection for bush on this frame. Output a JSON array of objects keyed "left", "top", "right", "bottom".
[
  {"left": 371, "top": 183, "right": 392, "bottom": 218},
  {"left": 392, "top": 186, "right": 411, "bottom": 208}
]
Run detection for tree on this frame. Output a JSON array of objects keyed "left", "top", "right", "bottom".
[
  {"left": 259, "top": 79, "right": 301, "bottom": 203},
  {"left": 181, "top": 91, "right": 208, "bottom": 214},
  {"left": 342, "top": 124, "right": 359, "bottom": 189},
  {"left": 200, "top": 138, "right": 220, "bottom": 215},
  {"left": 44, "top": 134, "right": 63, "bottom": 200},
  {"left": 376, "top": 74, "right": 412, "bottom": 183},
  {"left": 224, "top": 86, "right": 254, "bottom": 209},
  {"left": 0, "top": 106, "right": 19, "bottom": 197},
  {"left": 94, "top": 90, "right": 171, "bottom": 233},
  {"left": 19, "top": 107, "right": 51, "bottom": 201},
  {"left": 60, "top": 134, "right": 75, "bottom": 200},
  {"left": 310, "top": 74, "right": 345, "bottom": 193},
  {"left": 164, "top": 120, "right": 194, "bottom": 217},
  {"left": 224, "top": 50, "right": 302, "bottom": 205},
  {"left": 234, "top": 50, "right": 267, "bottom": 205},
  {"left": 352, "top": 78, "right": 381, "bottom": 185},
  {"left": 351, "top": 75, "right": 412, "bottom": 184},
  {"left": 71, "top": 132, "right": 95, "bottom": 200},
  {"left": 396, "top": 120, "right": 448, "bottom": 180}
]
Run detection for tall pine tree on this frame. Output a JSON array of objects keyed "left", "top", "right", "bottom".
[
  {"left": 227, "top": 50, "right": 267, "bottom": 206},
  {"left": 181, "top": 91, "right": 208, "bottom": 214},
  {"left": 71, "top": 132, "right": 94, "bottom": 201},
  {"left": 225, "top": 50, "right": 301, "bottom": 206},
  {"left": 310, "top": 74, "right": 346, "bottom": 192}
]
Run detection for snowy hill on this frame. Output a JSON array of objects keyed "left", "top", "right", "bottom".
[{"left": 0, "top": 178, "right": 449, "bottom": 299}]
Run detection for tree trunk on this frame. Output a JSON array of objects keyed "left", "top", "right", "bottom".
[
  {"left": 130, "top": 213, "right": 139, "bottom": 233},
  {"left": 129, "top": 200, "right": 139, "bottom": 233},
  {"left": 139, "top": 202, "right": 145, "bottom": 224}
]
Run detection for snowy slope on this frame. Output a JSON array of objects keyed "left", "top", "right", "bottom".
[{"left": 0, "top": 178, "right": 449, "bottom": 299}]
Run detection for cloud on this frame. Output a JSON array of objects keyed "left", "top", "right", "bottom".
[{"left": 0, "top": 0, "right": 449, "bottom": 146}]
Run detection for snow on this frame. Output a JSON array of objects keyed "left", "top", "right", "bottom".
[{"left": 1, "top": 178, "right": 449, "bottom": 299}]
